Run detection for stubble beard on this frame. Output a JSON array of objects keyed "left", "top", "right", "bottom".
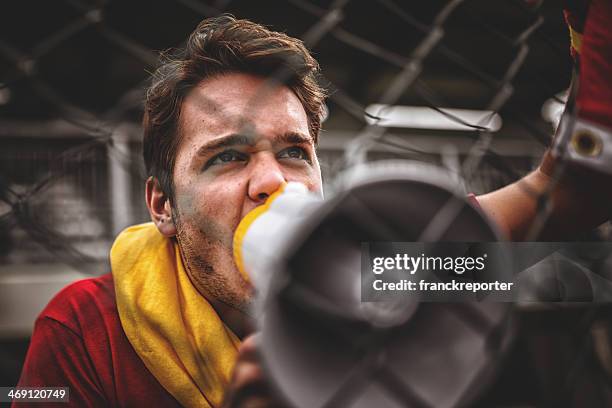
[{"left": 173, "top": 212, "right": 254, "bottom": 314}]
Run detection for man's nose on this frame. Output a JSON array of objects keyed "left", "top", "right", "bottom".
[{"left": 247, "top": 154, "right": 285, "bottom": 203}]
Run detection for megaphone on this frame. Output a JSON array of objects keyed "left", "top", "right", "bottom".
[{"left": 234, "top": 161, "right": 514, "bottom": 408}]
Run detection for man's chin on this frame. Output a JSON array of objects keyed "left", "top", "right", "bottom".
[
  {"left": 233, "top": 278, "right": 256, "bottom": 311},
  {"left": 234, "top": 295, "right": 255, "bottom": 315}
]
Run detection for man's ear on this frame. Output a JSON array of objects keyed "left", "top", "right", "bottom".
[{"left": 145, "top": 176, "right": 177, "bottom": 237}]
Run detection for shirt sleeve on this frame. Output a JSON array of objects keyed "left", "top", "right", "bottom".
[{"left": 13, "top": 316, "right": 107, "bottom": 408}]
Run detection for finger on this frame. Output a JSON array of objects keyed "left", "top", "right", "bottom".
[
  {"left": 224, "top": 361, "right": 279, "bottom": 408},
  {"left": 228, "top": 382, "right": 278, "bottom": 408},
  {"left": 236, "top": 333, "right": 261, "bottom": 363},
  {"left": 232, "top": 359, "right": 264, "bottom": 390}
]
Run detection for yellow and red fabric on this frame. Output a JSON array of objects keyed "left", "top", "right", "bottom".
[
  {"left": 564, "top": 0, "right": 612, "bottom": 130},
  {"left": 112, "top": 223, "right": 240, "bottom": 408}
]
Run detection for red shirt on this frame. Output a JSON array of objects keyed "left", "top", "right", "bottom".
[{"left": 15, "top": 273, "right": 181, "bottom": 407}]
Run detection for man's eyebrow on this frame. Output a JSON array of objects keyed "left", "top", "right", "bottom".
[
  {"left": 195, "top": 134, "right": 255, "bottom": 157},
  {"left": 275, "top": 132, "right": 313, "bottom": 146},
  {"left": 196, "top": 132, "right": 313, "bottom": 157}
]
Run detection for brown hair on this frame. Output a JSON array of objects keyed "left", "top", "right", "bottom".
[{"left": 143, "top": 14, "right": 326, "bottom": 199}]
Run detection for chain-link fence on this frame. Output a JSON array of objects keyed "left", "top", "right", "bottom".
[
  {"left": 0, "top": 0, "right": 571, "bottom": 271},
  {"left": 1, "top": 0, "right": 611, "bottom": 406}
]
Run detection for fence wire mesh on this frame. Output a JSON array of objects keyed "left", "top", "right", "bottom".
[
  {"left": 0, "top": 0, "right": 572, "bottom": 270},
  {"left": 1, "top": 0, "right": 611, "bottom": 406}
]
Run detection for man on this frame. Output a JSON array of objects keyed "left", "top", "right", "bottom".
[
  {"left": 14, "top": 12, "right": 612, "bottom": 408},
  {"left": 16, "top": 15, "right": 325, "bottom": 408}
]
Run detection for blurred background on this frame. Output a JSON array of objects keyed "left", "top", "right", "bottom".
[{"left": 0, "top": 0, "right": 586, "bottom": 400}]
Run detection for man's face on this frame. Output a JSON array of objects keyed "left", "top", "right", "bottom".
[{"left": 170, "top": 72, "right": 322, "bottom": 311}]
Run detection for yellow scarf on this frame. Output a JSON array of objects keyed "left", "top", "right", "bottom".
[{"left": 111, "top": 223, "right": 240, "bottom": 407}]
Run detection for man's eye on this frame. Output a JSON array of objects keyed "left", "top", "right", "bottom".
[
  {"left": 206, "top": 150, "right": 246, "bottom": 168},
  {"left": 278, "top": 146, "right": 309, "bottom": 161}
]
